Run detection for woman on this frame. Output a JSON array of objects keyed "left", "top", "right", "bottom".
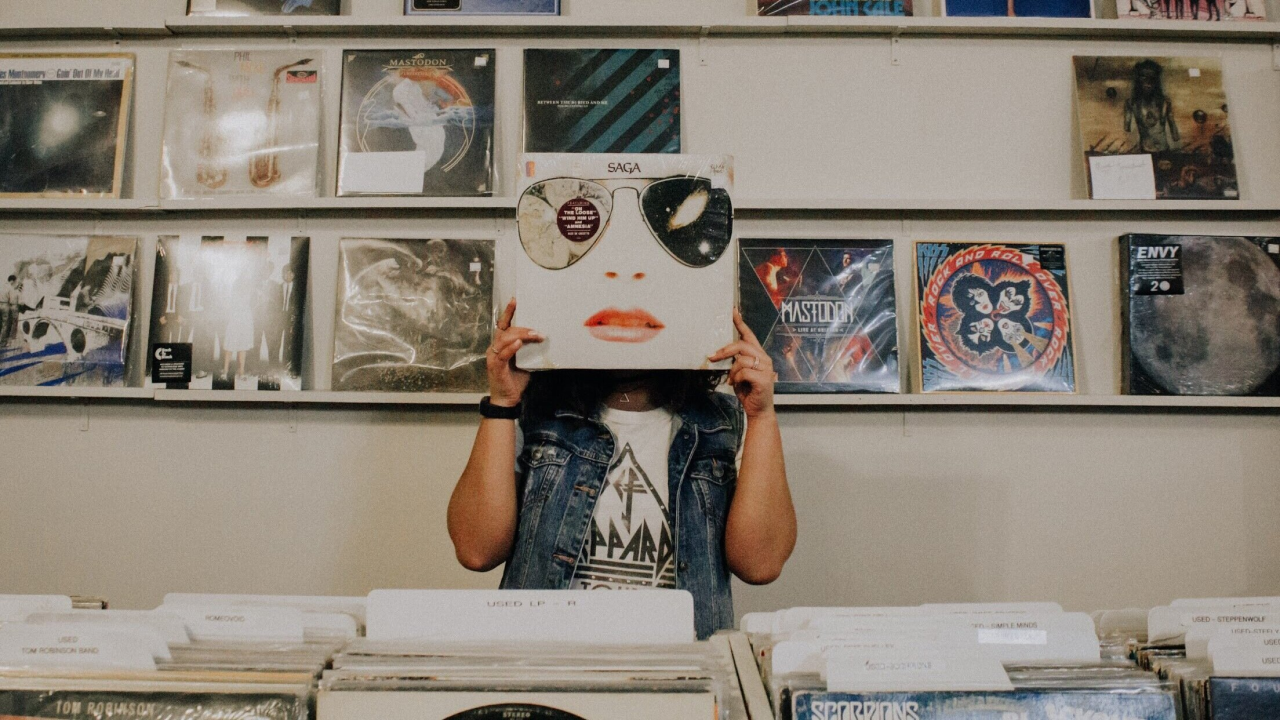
[{"left": 448, "top": 299, "right": 797, "bottom": 639}]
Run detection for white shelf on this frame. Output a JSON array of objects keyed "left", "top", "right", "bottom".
[
  {"left": 0, "top": 199, "right": 156, "bottom": 213},
  {"left": 156, "top": 196, "right": 514, "bottom": 212},
  {"left": 737, "top": 198, "right": 1280, "bottom": 212},
  {"left": 774, "top": 393, "right": 1280, "bottom": 408},
  {"left": 784, "top": 15, "right": 1280, "bottom": 40},
  {"left": 152, "top": 389, "right": 483, "bottom": 405},
  {"left": 0, "top": 386, "right": 154, "bottom": 399}
]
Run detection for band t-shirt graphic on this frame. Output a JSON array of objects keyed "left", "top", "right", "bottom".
[{"left": 571, "top": 407, "right": 677, "bottom": 590}]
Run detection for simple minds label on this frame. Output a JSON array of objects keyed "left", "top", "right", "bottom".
[{"left": 150, "top": 343, "right": 192, "bottom": 385}]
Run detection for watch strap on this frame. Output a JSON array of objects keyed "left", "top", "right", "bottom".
[{"left": 480, "top": 396, "right": 522, "bottom": 420}]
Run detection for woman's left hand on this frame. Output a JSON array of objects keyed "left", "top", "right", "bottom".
[{"left": 708, "top": 308, "right": 776, "bottom": 418}]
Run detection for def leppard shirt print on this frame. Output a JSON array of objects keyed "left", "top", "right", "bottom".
[{"left": 571, "top": 407, "right": 676, "bottom": 591}]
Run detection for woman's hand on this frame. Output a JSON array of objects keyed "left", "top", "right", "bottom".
[
  {"left": 487, "top": 298, "right": 543, "bottom": 407},
  {"left": 708, "top": 308, "right": 775, "bottom": 418}
]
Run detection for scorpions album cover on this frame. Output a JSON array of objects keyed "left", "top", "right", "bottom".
[
  {"left": 0, "top": 235, "right": 136, "bottom": 387},
  {"left": 333, "top": 237, "right": 494, "bottom": 392},
  {"left": 1074, "top": 56, "right": 1237, "bottom": 200},
  {"left": 1122, "top": 234, "right": 1280, "bottom": 396},
  {"left": 0, "top": 54, "right": 134, "bottom": 198},
  {"left": 739, "top": 239, "right": 899, "bottom": 393},
  {"left": 915, "top": 242, "right": 1076, "bottom": 393},
  {"left": 162, "top": 50, "right": 323, "bottom": 199},
  {"left": 149, "top": 234, "right": 309, "bottom": 391},
  {"left": 338, "top": 49, "right": 495, "bottom": 197},
  {"left": 523, "top": 49, "right": 681, "bottom": 154}
]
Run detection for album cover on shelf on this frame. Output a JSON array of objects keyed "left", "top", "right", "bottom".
[
  {"left": 333, "top": 237, "right": 494, "bottom": 392},
  {"left": 0, "top": 687, "right": 309, "bottom": 720},
  {"left": 515, "top": 154, "right": 734, "bottom": 370},
  {"left": 1074, "top": 56, "right": 1237, "bottom": 200},
  {"left": 319, "top": 690, "right": 718, "bottom": 720},
  {"left": 187, "top": 0, "right": 340, "bottom": 15},
  {"left": 944, "top": 0, "right": 1091, "bottom": 16},
  {"left": 523, "top": 49, "right": 681, "bottom": 154},
  {"left": 404, "top": 0, "right": 558, "bottom": 14},
  {"left": 792, "top": 691, "right": 1178, "bottom": 720},
  {"left": 739, "top": 239, "right": 899, "bottom": 394},
  {"left": 149, "top": 235, "right": 309, "bottom": 392},
  {"left": 757, "top": 0, "right": 913, "bottom": 14},
  {"left": 1121, "top": 234, "right": 1280, "bottom": 396},
  {"left": 915, "top": 242, "right": 1076, "bottom": 393},
  {"left": 1116, "top": 0, "right": 1263, "bottom": 19},
  {"left": 338, "top": 50, "right": 495, "bottom": 197},
  {"left": 0, "top": 54, "right": 134, "bottom": 199},
  {"left": 162, "top": 50, "right": 323, "bottom": 199},
  {"left": 0, "top": 235, "right": 136, "bottom": 388}
]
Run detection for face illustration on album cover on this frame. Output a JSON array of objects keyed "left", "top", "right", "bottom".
[{"left": 150, "top": 235, "right": 308, "bottom": 391}]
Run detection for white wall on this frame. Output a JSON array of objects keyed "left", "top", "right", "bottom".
[{"left": 1, "top": 0, "right": 1279, "bottom": 617}]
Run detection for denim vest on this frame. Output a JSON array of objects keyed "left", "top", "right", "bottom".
[{"left": 499, "top": 391, "right": 744, "bottom": 640}]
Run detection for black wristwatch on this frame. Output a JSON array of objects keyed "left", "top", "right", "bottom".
[{"left": 479, "top": 396, "right": 522, "bottom": 420}]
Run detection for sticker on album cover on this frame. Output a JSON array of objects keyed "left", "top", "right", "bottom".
[
  {"left": 917, "top": 243, "right": 1074, "bottom": 392},
  {"left": 444, "top": 705, "right": 588, "bottom": 720}
]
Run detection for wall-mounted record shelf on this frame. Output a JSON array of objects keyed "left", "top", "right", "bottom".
[
  {"left": 772, "top": 394, "right": 1280, "bottom": 409},
  {"left": 150, "top": 389, "right": 485, "bottom": 405},
  {"left": 155, "top": 196, "right": 515, "bottom": 212},
  {"left": 783, "top": 15, "right": 1280, "bottom": 40},
  {"left": 0, "top": 387, "right": 155, "bottom": 400}
]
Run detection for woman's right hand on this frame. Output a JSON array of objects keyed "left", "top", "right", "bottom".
[{"left": 486, "top": 298, "right": 543, "bottom": 407}]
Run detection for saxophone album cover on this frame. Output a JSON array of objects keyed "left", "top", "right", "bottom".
[
  {"left": 0, "top": 54, "right": 134, "bottom": 198},
  {"left": 161, "top": 50, "right": 322, "bottom": 199},
  {"left": 333, "top": 237, "right": 494, "bottom": 392},
  {"left": 338, "top": 49, "right": 495, "bottom": 197},
  {"left": 739, "top": 239, "right": 899, "bottom": 393}
]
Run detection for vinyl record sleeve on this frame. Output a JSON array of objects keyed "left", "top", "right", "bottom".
[
  {"left": 792, "top": 690, "right": 1178, "bottom": 720},
  {"left": 0, "top": 687, "right": 307, "bottom": 720},
  {"left": 514, "top": 154, "right": 734, "bottom": 371},
  {"left": 915, "top": 242, "right": 1075, "bottom": 393},
  {"left": 338, "top": 50, "right": 495, "bottom": 197},
  {"left": 0, "top": 235, "right": 136, "bottom": 387},
  {"left": 1121, "top": 234, "right": 1280, "bottom": 396},
  {"left": 187, "top": 0, "right": 340, "bottom": 15},
  {"left": 738, "top": 239, "right": 899, "bottom": 394},
  {"left": 333, "top": 237, "right": 493, "bottom": 392},
  {"left": 1116, "top": 0, "right": 1263, "bottom": 19},
  {"left": 148, "top": 234, "right": 308, "bottom": 391},
  {"left": 944, "top": 0, "right": 1091, "bottom": 16},
  {"left": 522, "top": 50, "right": 680, "bottom": 154},
  {"left": 319, "top": 690, "right": 717, "bottom": 720},
  {"left": 757, "top": 0, "right": 913, "bottom": 14},
  {"left": 162, "top": 50, "right": 323, "bottom": 199},
  {"left": 1207, "top": 677, "right": 1280, "bottom": 719},
  {"left": 1074, "top": 56, "right": 1237, "bottom": 200},
  {"left": 0, "top": 54, "right": 134, "bottom": 199},
  {"left": 404, "top": 0, "right": 558, "bottom": 14}
]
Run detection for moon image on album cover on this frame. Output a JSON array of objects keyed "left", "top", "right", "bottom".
[
  {"left": 444, "top": 705, "right": 588, "bottom": 720},
  {"left": 333, "top": 237, "right": 493, "bottom": 392},
  {"left": 916, "top": 242, "right": 1075, "bottom": 393},
  {"left": 1127, "top": 235, "right": 1280, "bottom": 395}
]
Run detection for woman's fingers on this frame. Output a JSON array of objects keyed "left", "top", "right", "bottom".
[
  {"left": 494, "top": 326, "right": 543, "bottom": 346},
  {"left": 497, "top": 297, "right": 517, "bottom": 331},
  {"left": 733, "top": 307, "right": 761, "bottom": 346},
  {"left": 491, "top": 337, "right": 524, "bottom": 363},
  {"left": 709, "top": 341, "right": 757, "bottom": 362}
]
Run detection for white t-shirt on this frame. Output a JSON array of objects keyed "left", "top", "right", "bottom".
[{"left": 570, "top": 406, "right": 677, "bottom": 591}]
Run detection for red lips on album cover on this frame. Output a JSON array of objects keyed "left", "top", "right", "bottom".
[{"left": 584, "top": 307, "right": 665, "bottom": 343}]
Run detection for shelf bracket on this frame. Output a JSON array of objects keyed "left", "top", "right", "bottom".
[
  {"left": 282, "top": 24, "right": 298, "bottom": 42},
  {"left": 287, "top": 404, "right": 298, "bottom": 434},
  {"left": 80, "top": 399, "right": 90, "bottom": 433},
  {"left": 890, "top": 26, "right": 906, "bottom": 67},
  {"left": 1273, "top": 42, "right": 1280, "bottom": 71},
  {"left": 698, "top": 25, "right": 711, "bottom": 67}
]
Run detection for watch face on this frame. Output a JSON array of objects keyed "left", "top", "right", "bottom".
[{"left": 444, "top": 706, "right": 589, "bottom": 720}]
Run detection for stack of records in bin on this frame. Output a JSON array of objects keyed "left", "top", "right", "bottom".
[
  {"left": 1134, "top": 596, "right": 1280, "bottom": 720},
  {"left": 740, "top": 602, "right": 1179, "bottom": 720}
]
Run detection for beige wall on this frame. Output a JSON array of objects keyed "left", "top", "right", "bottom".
[{"left": 2, "top": 0, "right": 1280, "bottom": 617}]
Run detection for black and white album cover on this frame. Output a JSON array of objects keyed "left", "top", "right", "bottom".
[
  {"left": 333, "top": 237, "right": 493, "bottom": 392},
  {"left": 338, "top": 50, "right": 495, "bottom": 197},
  {"left": 1122, "top": 234, "right": 1280, "bottom": 395},
  {"left": 162, "top": 50, "right": 323, "bottom": 199},
  {"left": 0, "top": 688, "right": 307, "bottom": 720},
  {"left": 0, "top": 54, "right": 134, "bottom": 198},
  {"left": 0, "top": 234, "right": 136, "bottom": 387},
  {"left": 187, "top": 0, "right": 340, "bottom": 15},
  {"left": 150, "top": 234, "right": 309, "bottom": 391}
]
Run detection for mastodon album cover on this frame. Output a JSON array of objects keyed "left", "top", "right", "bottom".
[
  {"left": 523, "top": 49, "right": 680, "bottom": 154},
  {"left": 405, "top": 0, "right": 558, "bottom": 13},
  {"left": 1116, "top": 0, "right": 1263, "bottom": 20},
  {"left": 1074, "top": 56, "right": 1236, "bottom": 200},
  {"left": 758, "top": 0, "right": 913, "bottom": 14},
  {"left": 149, "top": 234, "right": 308, "bottom": 391},
  {"left": 1122, "top": 234, "right": 1280, "bottom": 396},
  {"left": 319, "top": 691, "right": 717, "bottom": 720},
  {"left": 739, "top": 239, "right": 899, "bottom": 393},
  {"left": 0, "top": 54, "right": 134, "bottom": 198},
  {"left": 0, "top": 235, "right": 136, "bottom": 387},
  {"left": 333, "top": 237, "right": 493, "bottom": 392},
  {"left": 915, "top": 242, "right": 1075, "bottom": 393},
  {"left": 338, "top": 50, "right": 495, "bottom": 197},
  {"left": 162, "top": 50, "right": 323, "bottom": 199},
  {"left": 187, "top": 0, "right": 340, "bottom": 15}
]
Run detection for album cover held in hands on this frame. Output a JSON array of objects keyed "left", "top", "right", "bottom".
[
  {"left": 187, "top": 0, "right": 340, "bottom": 15},
  {"left": 338, "top": 50, "right": 494, "bottom": 197},
  {"left": 334, "top": 238, "right": 493, "bottom": 392},
  {"left": 149, "top": 235, "right": 308, "bottom": 391},
  {"left": 1074, "top": 56, "right": 1237, "bottom": 200},
  {"left": 0, "top": 235, "right": 136, "bottom": 387},
  {"left": 405, "top": 0, "right": 558, "bottom": 14},
  {"left": 915, "top": 242, "right": 1075, "bottom": 393},
  {"left": 739, "top": 239, "right": 899, "bottom": 393},
  {"left": 523, "top": 49, "right": 681, "bottom": 154},
  {"left": 758, "top": 0, "right": 913, "bottom": 14},
  {"left": 0, "top": 54, "right": 134, "bottom": 198},
  {"left": 162, "top": 50, "right": 323, "bottom": 199},
  {"left": 1122, "top": 234, "right": 1280, "bottom": 396}
]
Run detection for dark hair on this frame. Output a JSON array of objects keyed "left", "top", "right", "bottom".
[
  {"left": 1131, "top": 59, "right": 1165, "bottom": 104},
  {"left": 524, "top": 370, "right": 726, "bottom": 419}
]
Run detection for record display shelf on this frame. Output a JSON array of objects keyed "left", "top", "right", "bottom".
[
  {"left": 771, "top": 394, "right": 1280, "bottom": 410},
  {"left": 0, "top": 387, "right": 154, "bottom": 400},
  {"left": 150, "top": 389, "right": 485, "bottom": 405}
]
